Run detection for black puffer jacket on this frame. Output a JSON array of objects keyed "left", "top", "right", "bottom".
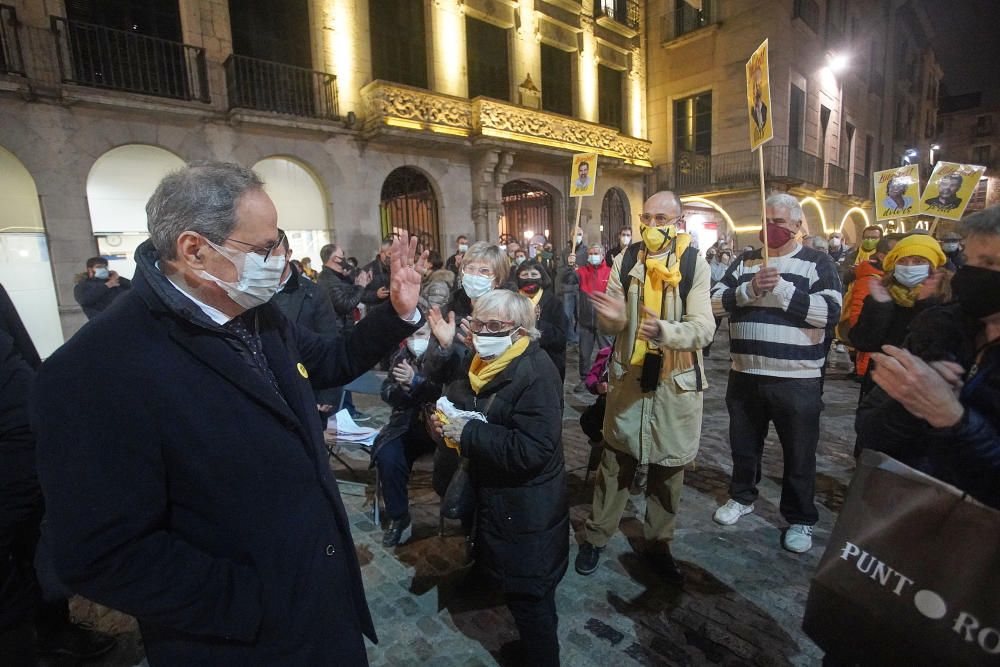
[
  {"left": 430, "top": 342, "right": 568, "bottom": 597},
  {"left": 315, "top": 266, "right": 362, "bottom": 334},
  {"left": 856, "top": 303, "right": 1000, "bottom": 509},
  {"left": 533, "top": 289, "right": 567, "bottom": 381}
]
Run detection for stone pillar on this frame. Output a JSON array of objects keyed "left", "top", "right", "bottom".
[
  {"left": 469, "top": 149, "right": 513, "bottom": 243},
  {"left": 178, "top": 0, "right": 233, "bottom": 112}
]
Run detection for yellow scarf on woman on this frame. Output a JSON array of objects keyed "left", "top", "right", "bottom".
[
  {"left": 888, "top": 282, "right": 920, "bottom": 308},
  {"left": 630, "top": 234, "right": 692, "bottom": 365},
  {"left": 468, "top": 336, "right": 530, "bottom": 394}
]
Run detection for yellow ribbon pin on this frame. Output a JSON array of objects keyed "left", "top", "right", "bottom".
[{"left": 297, "top": 363, "right": 309, "bottom": 379}]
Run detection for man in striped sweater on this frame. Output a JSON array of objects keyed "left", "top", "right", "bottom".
[{"left": 710, "top": 193, "right": 842, "bottom": 553}]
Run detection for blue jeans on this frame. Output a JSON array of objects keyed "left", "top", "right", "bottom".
[
  {"left": 373, "top": 425, "right": 436, "bottom": 520},
  {"left": 562, "top": 291, "right": 579, "bottom": 344}
]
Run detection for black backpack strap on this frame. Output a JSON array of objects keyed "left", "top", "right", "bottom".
[
  {"left": 678, "top": 244, "right": 699, "bottom": 306},
  {"left": 617, "top": 241, "right": 643, "bottom": 293}
]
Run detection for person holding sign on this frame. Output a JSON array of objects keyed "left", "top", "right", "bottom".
[
  {"left": 569, "top": 154, "right": 597, "bottom": 198},
  {"left": 710, "top": 194, "right": 843, "bottom": 554}
]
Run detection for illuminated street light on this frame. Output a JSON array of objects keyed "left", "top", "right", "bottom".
[{"left": 827, "top": 52, "right": 849, "bottom": 73}]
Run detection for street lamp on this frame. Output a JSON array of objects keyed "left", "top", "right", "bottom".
[
  {"left": 902, "top": 148, "right": 919, "bottom": 166},
  {"left": 930, "top": 144, "right": 940, "bottom": 165},
  {"left": 827, "top": 52, "right": 849, "bottom": 74}
]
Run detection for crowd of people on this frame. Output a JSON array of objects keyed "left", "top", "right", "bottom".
[{"left": 3, "top": 160, "right": 997, "bottom": 665}]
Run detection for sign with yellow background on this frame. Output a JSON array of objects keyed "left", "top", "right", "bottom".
[
  {"left": 920, "top": 161, "right": 986, "bottom": 220},
  {"left": 569, "top": 153, "right": 597, "bottom": 197},
  {"left": 873, "top": 165, "right": 921, "bottom": 221},
  {"left": 745, "top": 39, "right": 774, "bottom": 150}
]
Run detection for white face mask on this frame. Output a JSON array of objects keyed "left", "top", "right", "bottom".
[
  {"left": 473, "top": 333, "right": 514, "bottom": 359},
  {"left": 575, "top": 235, "right": 583, "bottom": 244},
  {"left": 197, "top": 238, "right": 287, "bottom": 309},
  {"left": 620, "top": 236, "right": 631, "bottom": 246},
  {"left": 93, "top": 267, "right": 110, "bottom": 280},
  {"left": 407, "top": 337, "right": 428, "bottom": 357},
  {"left": 588, "top": 254, "right": 603, "bottom": 266},
  {"left": 458, "top": 243, "right": 469, "bottom": 253},
  {"left": 941, "top": 242, "right": 960, "bottom": 253},
  {"left": 830, "top": 238, "right": 842, "bottom": 248},
  {"left": 514, "top": 256, "right": 525, "bottom": 265},
  {"left": 462, "top": 273, "right": 494, "bottom": 299},
  {"left": 893, "top": 264, "right": 930, "bottom": 288}
]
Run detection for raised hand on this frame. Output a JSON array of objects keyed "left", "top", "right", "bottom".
[
  {"left": 590, "top": 291, "right": 625, "bottom": 323},
  {"left": 354, "top": 269, "right": 372, "bottom": 287},
  {"left": 392, "top": 358, "right": 415, "bottom": 387},
  {"left": 389, "top": 230, "right": 429, "bottom": 318},
  {"left": 427, "top": 306, "right": 456, "bottom": 348},
  {"left": 457, "top": 316, "right": 474, "bottom": 350},
  {"left": 867, "top": 275, "right": 891, "bottom": 303}
]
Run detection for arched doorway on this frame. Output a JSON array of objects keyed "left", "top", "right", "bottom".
[
  {"left": 0, "top": 146, "right": 63, "bottom": 358},
  {"left": 87, "top": 144, "right": 185, "bottom": 278},
  {"left": 599, "top": 187, "right": 629, "bottom": 248},
  {"left": 501, "top": 180, "right": 553, "bottom": 250},
  {"left": 253, "top": 157, "right": 331, "bottom": 266},
  {"left": 380, "top": 167, "right": 440, "bottom": 253}
]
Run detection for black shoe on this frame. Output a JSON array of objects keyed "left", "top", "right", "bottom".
[
  {"left": 36, "top": 622, "right": 117, "bottom": 661},
  {"left": 382, "top": 513, "right": 412, "bottom": 547},
  {"left": 646, "top": 548, "right": 685, "bottom": 585},
  {"left": 575, "top": 542, "right": 603, "bottom": 575}
]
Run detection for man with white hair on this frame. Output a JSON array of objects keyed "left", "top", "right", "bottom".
[{"left": 710, "top": 193, "right": 842, "bottom": 553}]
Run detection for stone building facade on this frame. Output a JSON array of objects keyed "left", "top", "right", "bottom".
[
  {"left": 644, "top": 0, "right": 942, "bottom": 248},
  {"left": 0, "top": 0, "right": 651, "bottom": 351},
  {"left": 935, "top": 93, "right": 1000, "bottom": 228}
]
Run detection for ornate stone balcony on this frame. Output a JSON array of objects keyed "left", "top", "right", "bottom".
[{"left": 360, "top": 80, "right": 651, "bottom": 168}]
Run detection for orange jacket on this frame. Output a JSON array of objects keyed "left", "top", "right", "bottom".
[{"left": 838, "top": 260, "right": 883, "bottom": 375}]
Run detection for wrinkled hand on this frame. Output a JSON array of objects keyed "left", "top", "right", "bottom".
[
  {"left": 917, "top": 269, "right": 945, "bottom": 302},
  {"left": 637, "top": 306, "right": 661, "bottom": 343},
  {"left": 870, "top": 345, "right": 964, "bottom": 428},
  {"left": 389, "top": 230, "right": 429, "bottom": 317},
  {"left": 427, "top": 306, "right": 456, "bottom": 348},
  {"left": 442, "top": 416, "right": 470, "bottom": 444},
  {"left": 868, "top": 276, "right": 891, "bottom": 303},
  {"left": 590, "top": 291, "right": 625, "bottom": 322},
  {"left": 392, "top": 359, "right": 415, "bottom": 387},
  {"left": 751, "top": 267, "right": 780, "bottom": 295},
  {"left": 457, "top": 317, "right": 474, "bottom": 350},
  {"left": 376, "top": 286, "right": 390, "bottom": 300},
  {"left": 355, "top": 269, "right": 372, "bottom": 287}
]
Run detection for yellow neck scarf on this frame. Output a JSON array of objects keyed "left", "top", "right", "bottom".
[
  {"left": 468, "top": 336, "right": 530, "bottom": 394},
  {"left": 854, "top": 247, "right": 876, "bottom": 266},
  {"left": 630, "top": 235, "right": 692, "bottom": 365},
  {"left": 888, "top": 282, "right": 920, "bottom": 308},
  {"left": 520, "top": 288, "right": 544, "bottom": 308}
]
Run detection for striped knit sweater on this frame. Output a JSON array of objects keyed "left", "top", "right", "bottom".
[{"left": 711, "top": 244, "right": 843, "bottom": 378}]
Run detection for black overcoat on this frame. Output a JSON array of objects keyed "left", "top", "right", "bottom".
[{"left": 30, "top": 242, "right": 419, "bottom": 665}]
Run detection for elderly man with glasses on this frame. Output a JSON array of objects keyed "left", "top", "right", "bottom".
[
  {"left": 574, "top": 191, "right": 714, "bottom": 583},
  {"left": 30, "top": 162, "right": 427, "bottom": 665}
]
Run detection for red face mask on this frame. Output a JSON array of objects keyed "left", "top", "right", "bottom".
[{"left": 759, "top": 221, "right": 795, "bottom": 249}]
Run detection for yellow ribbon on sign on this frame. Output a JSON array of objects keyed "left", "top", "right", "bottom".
[{"left": 297, "top": 363, "right": 309, "bottom": 379}]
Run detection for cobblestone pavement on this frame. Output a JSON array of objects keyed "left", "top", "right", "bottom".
[{"left": 80, "top": 330, "right": 860, "bottom": 666}]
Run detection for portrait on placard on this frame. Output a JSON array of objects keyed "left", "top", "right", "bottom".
[
  {"left": 874, "top": 165, "right": 921, "bottom": 221},
  {"left": 745, "top": 39, "right": 774, "bottom": 150},
  {"left": 921, "top": 161, "right": 986, "bottom": 220},
  {"left": 570, "top": 153, "right": 598, "bottom": 197}
]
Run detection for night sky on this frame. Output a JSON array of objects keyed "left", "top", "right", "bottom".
[{"left": 919, "top": 0, "right": 1000, "bottom": 103}]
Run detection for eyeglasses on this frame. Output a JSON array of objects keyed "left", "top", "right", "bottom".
[
  {"left": 463, "top": 266, "right": 495, "bottom": 278},
  {"left": 469, "top": 318, "right": 515, "bottom": 334},
  {"left": 638, "top": 213, "right": 684, "bottom": 227},
  {"left": 224, "top": 229, "right": 287, "bottom": 263}
]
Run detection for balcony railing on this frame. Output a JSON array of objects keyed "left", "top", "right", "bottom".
[
  {"left": 225, "top": 55, "right": 338, "bottom": 121},
  {"left": 0, "top": 4, "right": 25, "bottom": 76},
  {"left": 852, "top": 173, "right": 870, "bottom": 199},
  {"left": 826, "top": 163, "right": 848, "bottom": 192},
  {"left": 50, "top": 16, "right": 208, "bottom": 102},
  {"left": 654, "top": 145, "right": 827, "bottom": 194},
  {"left": 668, "top": 0, "right": 714, "bottom": 40},
  {"left": 595, "top": 0, "right": 639, "bottom": 31}
]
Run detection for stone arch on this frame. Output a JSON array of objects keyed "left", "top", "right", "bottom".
[
  {"left": 0, "top": 145, "right": 64, "bottom": 357},
  {"left": 380, "top": 166, "right": 442, "bottom": 253},
  {"left": 839, "top": 207, "right": 872, "bottom": 243},
  {"left": 253, "top": 156, "right": 332, "bottom": 265},
  {"left": 679, "top": 196, "right": 739, "bottom": 235},
  {"left": 797, "top": 196, "right": 827, "bottom": 237}
]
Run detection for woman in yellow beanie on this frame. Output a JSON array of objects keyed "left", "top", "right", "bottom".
[{"left": 847, "top": 233, "right": 950, "bottom": 397}]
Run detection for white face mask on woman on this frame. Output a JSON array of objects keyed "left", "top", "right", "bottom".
[
  {"left": 473, "top": 333, "right": 515, "bottom": 359},
  {"left": 462, "top": 273, "right": 494, "bottom": 299},
  {"left": 197, "top": 238, "right": 287, "bottom": 309},
  {"left": 893, "top": 264, "right": 930, "bottom": 288},
  {"left": 407, "top": 337, "right": 428, "bottom": 357}
]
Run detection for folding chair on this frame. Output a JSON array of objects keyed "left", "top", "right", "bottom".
[{"left": 325, "top": 370, "right": 385, "bottom": 525}]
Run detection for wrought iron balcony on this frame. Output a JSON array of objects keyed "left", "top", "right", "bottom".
[
  {"left": 825, "top": 163, "right": 848, "bottom": 192},
  {"left": 50, "top": 16, "right": 208, "bottom": 102},
  {"left": 0, "top": 4, "right": 24, "bottom": 76},
  {"left": 360, "top": 80, "right": 652, "bottom": 167},
  {"left": 653, "top": 146, "right": 828, "bottom": 194},
  {"left": 595, "top": 0, "right": 639, "bottom": 31},
  {"left": 667, "top": 0, "right": 714, "bottom": 40},
  {"left": 224, "top": 54, "right": 338, "bottom": 121}
]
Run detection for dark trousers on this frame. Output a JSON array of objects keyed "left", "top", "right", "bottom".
[
  {"left": 725, "top": 371, "right": 821, "bottom": 525},
  {"left": 578, "top": 327, "right": 611, "bottom": 379},
  {"left": 373, "top": 425, "right": 436, "bottom": 520},
  {"left": 505, "top": 588, "right": 560, "bottom": 667},
  {"left": 562, "top": 292, "right": 578, "bottom": 344}
]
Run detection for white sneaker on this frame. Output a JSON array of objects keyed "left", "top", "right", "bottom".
[
  {"left": 783, "top": 524, "right": 813, "bottom": 553},
  {"left": 713, "top": 499, "right": 754, "bottom": 525}
]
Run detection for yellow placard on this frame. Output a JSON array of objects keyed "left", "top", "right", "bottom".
[
  {"left": 569, "top": 153, "right": 597, "bottom": 197},
  {"left": 746, "top": 39, "right": 774, "bottom": 151},
  {"left": 873, "top": 165, "right": 921, "bottom": 221},
  {"left": 920, "top": 161, "right": 986, "bottom": 221}
]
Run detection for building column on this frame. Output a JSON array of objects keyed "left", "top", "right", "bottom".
[{"left": 470, "top": 150, "right": 513, "bottom": 242}]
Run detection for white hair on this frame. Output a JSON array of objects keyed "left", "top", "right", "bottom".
[
  {"left": 472, "top": 289, "right": 540, "bottom": 340},
  {"left": 765, "top": 193, "right": 803, "bottom": 222}
]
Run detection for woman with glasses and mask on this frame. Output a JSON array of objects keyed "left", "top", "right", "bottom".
[
  {"left": 425, "top": 291, "right": 568, "bottom": 666},
  {"left": 515, "top": 260, "right": 568, "bottom": 380},
  {"left": 443, "top": 241, "right": 510, "bottom": 325}
]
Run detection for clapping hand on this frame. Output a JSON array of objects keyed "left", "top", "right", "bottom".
[
  {"left": 389, "top": 230, "right": 429, "bottom": 318},
  {"left": 354, "top": 269, "right": 372, "bottom": 287},
  {"left": 457, "top": 317, "right": 473, "bottom": 350},
  {"left": 427, "top": 306, "right": 456, "bottom": 348},
  {"left": 392, "top": 359, "right": 416, "bottom": 387},
  {"left": 589, "top": 291, "right": 625, "bottom": 322},
  {"left": 751, "top": 266, "right": 781, "bottom": 296},
  {"left": 868, "top": 276, "right": 891, "bottom": 303},
  {"left": 870, "top": 345, "right": 965, "bottom": 428},
  {"left": 637, "top": 306, "right": 661, "bottom": 343}
]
